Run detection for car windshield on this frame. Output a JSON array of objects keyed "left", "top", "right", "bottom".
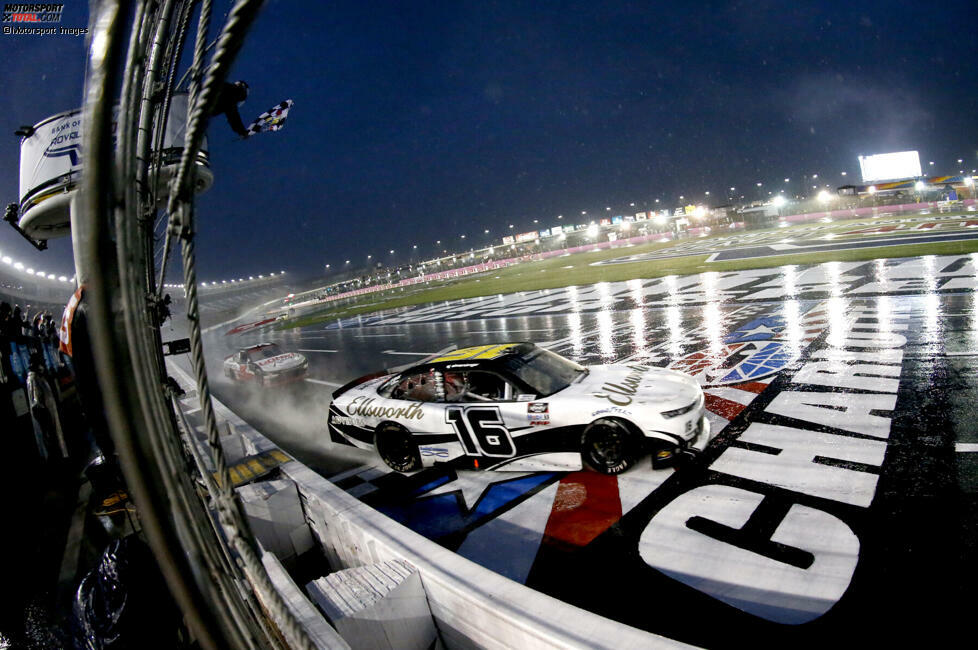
[
  {"left": 250, "top": 344, "right": 281, "bottom": 360},
  {"left": 498, "top": 347, "right": 586, "bottom": 397}
]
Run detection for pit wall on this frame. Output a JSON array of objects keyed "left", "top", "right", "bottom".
[
  {"left": 166, "top": 361, "right": 689, "bottom": 649},
  {"left": 282, "top": 461, "right": 689, "bottom": 650}
]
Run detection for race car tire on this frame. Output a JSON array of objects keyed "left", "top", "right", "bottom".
[
  {"left": 581, "top": 418, "right": 636, "bottom": 475},
  {"left": 375, "top": 422, "right": 422, "bottom": 473},
  {"left": 256, "top": 372, "right": 265, "bottom": 387},
  {"left": 225, "top": 367, "right": 233, "bottom": 379}
]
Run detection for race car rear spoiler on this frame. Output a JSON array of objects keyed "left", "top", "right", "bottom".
[{"left": 330, "top": 345, "right": 458, "bottom": 399}]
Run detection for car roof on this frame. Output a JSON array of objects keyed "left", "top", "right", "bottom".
[
  {"left": 243, "top": 342, "right": 279, "bottom": 352},
  {"left": 401, "top": 342, "right": 535, "bottom": 374}
]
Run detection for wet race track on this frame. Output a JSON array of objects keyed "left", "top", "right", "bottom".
[{"left": 207, "top": 253, "right": 978, "bottom": 648}]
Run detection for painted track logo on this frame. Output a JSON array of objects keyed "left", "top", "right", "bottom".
[
  {"left": 669, "top": 315, "right": 795, "bottom": 385},
  {"left": 670, "top": 340, "right": 792, "bottom": 385}
]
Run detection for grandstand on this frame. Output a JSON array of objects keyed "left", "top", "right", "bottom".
[
  {"left": 0, "top": 260, "right": 74, "bottom": 312},
  {"left": 169, "top": 272, "right": 297, "bottom": 326}
]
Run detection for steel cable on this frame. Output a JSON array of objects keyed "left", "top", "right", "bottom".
[{"left": 163, "top": 1, "right": 317, "bottom": 647}]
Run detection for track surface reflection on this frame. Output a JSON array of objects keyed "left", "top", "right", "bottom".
[{"left": 209, "top": 254, "right": 978, "bottom": 648}]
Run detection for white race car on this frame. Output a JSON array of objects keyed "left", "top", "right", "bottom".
[
  {"left": 328, "top": 342, "right": 710, "bottom": 474},
  {"left": 223, "top": 343, "right": 308, "bottom": 386}
]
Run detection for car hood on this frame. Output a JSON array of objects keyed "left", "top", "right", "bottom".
[
  {"left": 561, "top": 364, "right": 701, "bottom": 409},
  {"left": 253, "top": 353, "right": 305, "bottom": 372}
]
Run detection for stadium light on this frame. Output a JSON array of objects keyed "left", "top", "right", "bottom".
[
  {"left": 772, "top": 195, "right": 786, "bottom": 207},
  {"left": 915, "top": 181, "right": 925, "bottom": 191},
  {"left": 817, "top": 190, "right": 832, "bottom": 203},
  {"left": 867, "top": 186, "right": 876, "bottom": 195}
]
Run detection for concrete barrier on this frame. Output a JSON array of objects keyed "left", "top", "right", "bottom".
[
  {"left": 167, "top": 359, "right": 690, "bottom": 648},
  {"left": 283, "top": 462, "right": 691, "bottom": 649}
]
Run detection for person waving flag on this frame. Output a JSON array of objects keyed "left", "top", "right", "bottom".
[{"left": 245, "top": 99, "right": 294, "bottom": 137}]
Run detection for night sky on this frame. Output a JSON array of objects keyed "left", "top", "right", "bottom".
[{"left": 1, "top": 0, "right": 976, "bottom": 280}]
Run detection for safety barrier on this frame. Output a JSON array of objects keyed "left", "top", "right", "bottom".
[
  {"left": 164, "top": 357, "right": 686, "bottom": 649},
  {"left": 283, "top": 461, "right": 686, "bottom": 649}
]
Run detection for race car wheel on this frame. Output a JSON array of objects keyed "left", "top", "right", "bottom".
[
  {"left": 375, "top": 422, "right": 421, "bottom": 473},
  {"left": 582, "top": 418, "right": 636, "bottom": 475},
  {"left": 256, "top": 372, "right": 265, "bottom": 386}
]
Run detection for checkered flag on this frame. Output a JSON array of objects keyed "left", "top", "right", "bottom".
[{"left": 245, "top": 99, "right": 293, "bottom": 137}]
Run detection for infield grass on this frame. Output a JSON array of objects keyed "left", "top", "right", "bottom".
[{"left": 283, "top": 214, "right": 978, "bottom": 329}]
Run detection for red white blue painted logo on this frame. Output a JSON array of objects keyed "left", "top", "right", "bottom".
[{"left": 670, "top": 315, "right": 793, "bottom": 385}]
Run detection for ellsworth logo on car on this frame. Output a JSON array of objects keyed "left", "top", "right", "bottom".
[{"left": 527, "top": 402, "right": 548, "bottom": 414}]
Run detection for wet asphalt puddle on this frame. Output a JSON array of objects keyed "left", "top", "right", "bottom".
[{"left": 222, "top": 253, "right": 978, "bottom": 648}]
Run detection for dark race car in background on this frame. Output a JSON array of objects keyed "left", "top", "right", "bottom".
[
  {"left": 223, "top": 343, "right": 308, "bottom": 387},
  {"left": 328, "top": 342, "right": 711, "bottom": 474}
]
